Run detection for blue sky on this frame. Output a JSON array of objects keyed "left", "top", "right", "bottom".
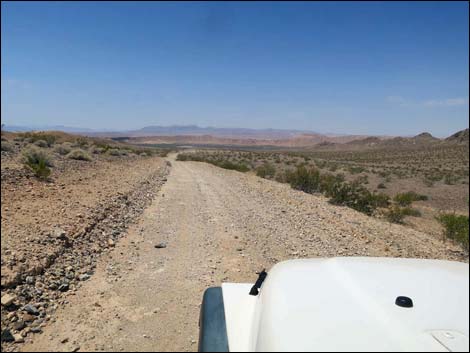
[{"left": 1, "top": 1, "right": 468, "bottom": 136}]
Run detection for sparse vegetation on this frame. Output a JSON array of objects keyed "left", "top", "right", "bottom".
[
  {"left": 176, "top": 152, "right": 249, "bottom": 172},
  {"left": 34, "top": 139, "right": 49, "bottom": 148},
  {"left": 1, "top": 140, "right": 13, "bottom": 152},
  {"left": 385, "top": 206, "right": 407, "bottom": 223},
  {"left": 436, "top": 213, "right": 469, "bottom": 250},
  {"left": 384, "top": 205, "right": 423, "bottom": 223},
  {"left": 327, "top": 181, "right": 389, "bottom": 215},
  {"left": 107, "top": 148, "right": 122, "bottom": 156},
  {"left": 285, "top": 166, "right": 321, "bottom": 194},
  {"left": 54, "top": 143, "right": 73, "bottom": 155},
  {"left": 67, "top": 149, "right": 92, "bottom": 161},
  {"left": 393, "top": 191, "right": 428, "bottom": 207},
  {"left": 22, "top": 146, "right": 53, "bottom": 180},
  {"left": 256, "top": 163, "right": 276, "bottom": 179},
  {"left": 74, "top": 137, "right": 89, "bottom": 149},
  {"left": 19, "top": 132, "right": 57, "bottom": 146}
]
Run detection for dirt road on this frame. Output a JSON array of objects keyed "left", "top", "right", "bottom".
[{"left": 21, "top": 155, "right": 466, "bottom": 352}]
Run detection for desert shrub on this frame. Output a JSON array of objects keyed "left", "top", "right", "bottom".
[
  {"left": 348, "top": 166, "right": 365, "bottom": 174},
  {"left": 177, "top": 153, "right": 205, "bottom": 162},
  {"left": 423, "top": 173, "right": 443, "bottom": 187},
  {"left": 74, "top": 137, "right": 89, "bottom": 148},
  {"left": 319, "top": 173, "right": 344, "bottom": 195},
  {"left": 135, "top": 150, "right": 149, "bottom": 157},
  {"left": 176, "top": 153, "right": 189, "bottom": 161},
  {"left": 67, "top": 149, "right": 92, "bottom": 161},
  {"left": 90, "top": 146, "right": 105, "bottom": 154},
  {"left": 92, "top": 142, "right": 113, "bottom": 152},
  {"left": 216, "top": 160, "right": 249, "bottom": 172},
  {"left": 401, "top": 207, "right": 422, "bottom": 217},
  {"left": 285, "top": 166, "right": 321, "bottom": 193},
  {"left": 256, "top": 163, "right": 276, "bottom": 179},
  {"left": 385, "top": 206, "right": 406, "bottom": 224},
  {"left": 385, "top": 206, "right": 422, "bottom": 224},
  {"left": 328, "top": 164, "right": 338, "bottom": 172},
  {"left": 370, "top": 193, "right": 391, "bottom": 209},
  {"left": 393, "top": 192, "right": 428, "bottom": 206},
  {"left": 54, "top": 143, "right": 72, "bottom": 155},
  {"left": 107, "top": 148, "right": 122, "bottom": 156},
  {"left": 377, "top": 183, "right": 386, "bottom": 189},
  {"left": 1, "top": 140, "right": 13, "bottom": 152},
  {"left": 354, "top": 175, "right": 369, "bottom": 185},
  {"left": 22, "top": 147, "right": 53, "bottom": 180},
  {"left": 444, "top": 174, "right": 458, "bottom": 185},
  {"left": 436, "top": 213, "right": 469, "bottom": 249},
  {"left": 34, "top": 139, "right": 49, "bottom": 148},
  {"left": 158, "top": 149, "right": 171, "bottom": 157},
  {"left": 378, "top": 170, "right": 390, "bottom": 178},
  {"left": 327, "top": 182, "right": 370, "bottom": 215},
  {"left": 19, "top": 132, "right": 57, "bottom": 146}
]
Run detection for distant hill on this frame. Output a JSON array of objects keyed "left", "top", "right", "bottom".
[
  {"left": 4, "top": 124, "right": 467, "bottom": 148},
  {"left": 316, "top": 129, "right": 468, "bottom": 151},
  {"left": 411, "top": 132, "right": 439, "bottom": 142},
  {"left": 124, "top": 125, "right": 323, "bottom": 140},
  {"left": 446, "top": 128, "right": 469, "bottom": 144}
]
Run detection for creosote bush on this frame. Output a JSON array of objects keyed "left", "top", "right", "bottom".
[
  {"left": 436, "top": 213, "right": 469, "bottom": 250},
  {"left": 256, "top": 163, "right": 276, "bottom": 179},
  {"left": 285, "top": 166, "right": 389, "bottom": 215}
]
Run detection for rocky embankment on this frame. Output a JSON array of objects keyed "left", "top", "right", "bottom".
[{"left": 1, "top": 153, "right": 170, "bottom": 350}]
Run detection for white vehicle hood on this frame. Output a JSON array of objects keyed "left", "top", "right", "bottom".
[{"left": 222, "top": 257, "right": 469, "bottom": 352}]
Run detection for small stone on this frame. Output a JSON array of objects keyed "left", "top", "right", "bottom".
[
  {"left": 78, "top": 274, "right": 90, "bottom": 281},
  {"left": 53, "top": 229, "right": 68, "bottom": 240},
  {"left": 30, "top": 326, "right": 42, "bottom": 333},
  {"left": 23, "top": 304, "right": 40, "bottom": 315},
  {"left": 23, "top": 314, "right": 36, "bottom": 322},
  {"left": 1, "top": 293, "right": 16, "bottom": 306},
  {"left": 1, "top": 329, "right": 14, "bottom": 343},
  {"left": 107, "top": 239, "right": 115, "bottom": 247},
  {"left": 13, "top": 333, "right": 24, "bottom": 343},
  {"left": 13, "top": 320, "right": 26, "bottom": 331},
  {"left": 7, "top": 312, "right": 16, "bottom": 320},
  {"left": 154, "top": 243, "right": 167, "bottom": 249},
  {"left": 58, "top": 283, "right": 69, "bottom": 292}
]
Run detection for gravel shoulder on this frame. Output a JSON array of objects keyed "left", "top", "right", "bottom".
[
  {"left": 18, "top": 155, "right": 467, "bottom": 352},
  {"left": 1, "top": 154, "right": 169, "bottom": 351}
]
